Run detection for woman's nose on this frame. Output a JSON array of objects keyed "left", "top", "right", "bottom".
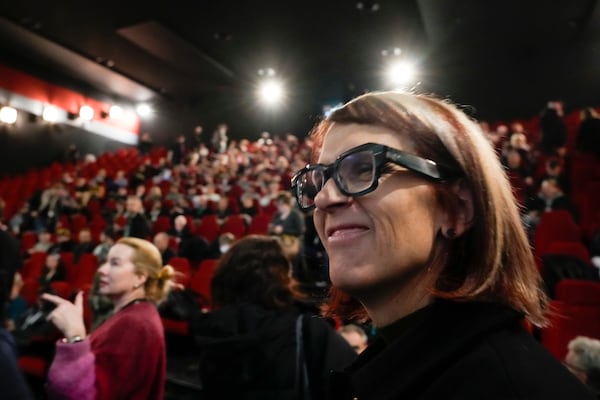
[
  {"left": 313, "top": 179, "right": 352, "bottom": 210},
  {"left": 97, "top": 263, "right": 108, "bottom": 275}
]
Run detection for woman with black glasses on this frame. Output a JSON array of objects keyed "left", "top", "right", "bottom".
[{"left": 292, "top": 91, "right": 594, "bottom": 399}]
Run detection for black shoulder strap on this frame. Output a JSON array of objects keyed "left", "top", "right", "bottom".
[{"left": 295, "top": 314, "right": 311, "bottom": 400}]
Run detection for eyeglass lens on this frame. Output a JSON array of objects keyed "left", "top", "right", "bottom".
[
  {"left": 298, "top": 150, "right": 376, "bottom": 208},
  {"left": 338, "top": 151, "right": 376, "bottom": 194}
]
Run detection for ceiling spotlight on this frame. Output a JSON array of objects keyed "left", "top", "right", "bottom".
[
  {"left": 257, "top": 79, "right": 285, "bottom": 107},
  {"left": 356, "top": 1, "right": 379, "bottom": 12},
  {"left": 0, "top": 106, "right": 17, "bottom": 124},
  {"left": 109, "top": 105, "right": 123, "bottom": 119},
  {"left": 79, "top": 105, "right": 94, "bottom": 121},
  {"left": 386, "top": 61, "right": 416, "bottom": 87},
  {"left": 42, "top": 105, "right": 60, "bottom": 122},
  {"left": 136, "top": 104, "right": 153, "bottom": 118}
]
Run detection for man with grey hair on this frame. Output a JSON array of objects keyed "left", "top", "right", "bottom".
[
  {"left": 565, "top": 336, "right": 600, "bottom": 397},
  {"left": 153, "top": 231, "right": 176, "bottom": 266}
]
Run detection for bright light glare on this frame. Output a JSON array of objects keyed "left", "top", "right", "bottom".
[
  {"left": 136, "top": 104, "right": 153, "bottom": 117},
  {"left": 79, "top": 105, "right": 94, "bottom": 121},
  {"left": 0, "top": 107, "right": 17, "bottom": 124},
  {"left": 109, "top": 105, "right": 123, "bottom": 119},
  {"left": 257, "top": 80, "right": 285, "bottom": 107},
  {"left": 386, "top": 61, "right": 416, "bottom": 86},
  {"left": 43, "top": 106, "right": 60, "bottom": 122}
]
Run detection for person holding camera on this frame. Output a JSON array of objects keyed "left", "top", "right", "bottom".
[
  {"left": 42, "top": 237, "right": 176, "bottom": 400},
  {"left": 291, "top": 91, "right": 594, "bottom": 399}
]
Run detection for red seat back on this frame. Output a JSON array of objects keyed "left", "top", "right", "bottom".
[
  {"left": 247, "top": 213, "right": 271, "bottom": 235},
  {"left": 220, "top": 214, "right": 247, "bottom": 239},
  {"left": 545, "top": 241, "right": 590, "bottom": 263},
  {"left": 73, "top": 253, "right": 99, "bottom": 289},
  {"left": 49, "top": 281, "right": 73, "bottom": 300},
  {"left": 195, "top": 215, "right": 220, "bottom": 244},
  {"left": 190, "top": 259, "right": 219, "bottom": 309},
  {"left": 541, "top": 280, "right": 600, "bottom": 360},
  {"left": 534, "top": 211, "right": 582, "bottom": 257},
  {"left": 168, "top": 256, "right": 192, "bottom": 288}
]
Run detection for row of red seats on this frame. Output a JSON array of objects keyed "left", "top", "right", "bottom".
[{"left": 530, "top": 210, "right": 600, "bottom": 359}]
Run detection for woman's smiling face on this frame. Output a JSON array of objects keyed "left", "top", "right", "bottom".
[{"left": 313, "top": 123, "right": 446, "bottom": 302}]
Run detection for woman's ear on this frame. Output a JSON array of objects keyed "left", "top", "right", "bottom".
[
  {"left": 134, "top": 273, "right": 148, "bottom": 289},
  {"left": 442, "top": 179, "right": 474, "bottom": 238}
]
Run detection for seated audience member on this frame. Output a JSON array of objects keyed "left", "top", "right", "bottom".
[
  {"left": 8, "top": 202, "right": 32, "bottom": 235},
  {"left": 268, "top": 191, "right": 306, "bottom": 278},
  {"left": 524, "top": 177, "right": 579, "bottom": 224},
  {"left": 50, "top": 228, "right": 76, "bottom": 253},
  {"left": 153, "top": 231, "right": 176, "bottom": 266},
  {"left": 43, "top": 237, "right": 176, "bottom": 400},
  {"left": 123, "top": 195, "right": 152, "bottom": 239},
  {"left": 238, "top": 192, "right": 259, "bottom": 224},
  {"left": 92, "top": 229, "right": 116, "bottom": 264},
  {"left": 72, "top": 227, "right": 96, "bottom": 264},
  {"left": 338, "top": 324, "right": 369, "bottom": 354},
  {"left": 28, "top": 229, "right": 55, "bottom": 254},
  {"left": 191, "top": 235, "right": 356, "bottom": 399},
  {"left": 538, "top": 157, "right": 571, "bottom": 195},
  {"left": 73, "top": 177, "right": 92, "bottom": 207},
  {"left": 502, "top": 147, "right": 535, "bottom": 200},
  {"left": 169, "top": 214, "right": 208, "bottom": 265},
  {"left": 205, "top": 232, "right": 236, "bottom": 259},
  {"left": 6, "top": 272, "right": 28, "bottom": 332},
  {"left": 167, "top": 214, "right": 192, "bottom": 245},
  {"left": 291, "top": 91, "right": 593, "bottom": 399},
  {"left": 38, "top": 250, "right": 67, "bottom": 294},
  {"left": 565, "top": 336, "right": 600, "bottom": 397},
  {"left": 214, "top": 196, "right": 235, "bottom": 224}
]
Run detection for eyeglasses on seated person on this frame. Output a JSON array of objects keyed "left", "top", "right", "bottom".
[{"left": 291, "top": 142, "right": 461, "bottom": 211}]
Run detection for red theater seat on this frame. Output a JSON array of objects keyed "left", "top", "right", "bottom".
[{"left": 541, "top": 280, "right": 600, "bottom": 360}]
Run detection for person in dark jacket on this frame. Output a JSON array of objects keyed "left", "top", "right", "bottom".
[
  {"left": 291, "top": 91, "right": 594, "bottom": 399},
  {"left": 0, "top": 228, "right": 34, "bottom": 399},
  {"left": 540, "top": 100, "right": 568, "bottom": 155},
  {"left": 38, "top": 250, "right": 67, "bottom": 294},
  {"left": 576, "top": 107, "right": 600, "bottom": 158},
  {"left": 123, "top": 195, "right": 152, "bottom": 239},
  {"left": 191, "top": 235, "right": 356, "bottom": 400}
]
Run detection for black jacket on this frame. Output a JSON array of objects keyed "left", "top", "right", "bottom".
[
  {"left": 328, "top": 300, "right": 594, "bottom": 400},
  {"left": 0, "top": 328, "right": 34, "bottom": 399},
  {"left": 192, "top": 303, "right": 357, "bottom": 400},
  {"left": 124, "top": 213, "right": 152, "bottom": 239}
]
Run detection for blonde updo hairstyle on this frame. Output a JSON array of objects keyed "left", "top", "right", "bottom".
[{"left": 116, "top": 237, "right": 176, "bottom": 303}]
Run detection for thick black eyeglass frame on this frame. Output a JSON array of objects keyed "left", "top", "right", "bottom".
[{"left": 291, "top": 142, "right": 458, "bottom": 211}]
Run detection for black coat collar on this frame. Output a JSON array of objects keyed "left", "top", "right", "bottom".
[{"left": 335, "top": 300, "right": 523, "bottom": 399}]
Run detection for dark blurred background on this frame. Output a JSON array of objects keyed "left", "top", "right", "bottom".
[{"left": 1, "top": 0, "right": 600, "bottom": 174}]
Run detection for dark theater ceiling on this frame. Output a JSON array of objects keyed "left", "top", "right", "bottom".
[{"left": 1, "top": 0, "right": 600, "bottom": 139}]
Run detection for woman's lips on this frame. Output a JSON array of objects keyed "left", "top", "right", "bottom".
[{"left": 326, "top": 225, "right": 369, "bottom": 242}]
